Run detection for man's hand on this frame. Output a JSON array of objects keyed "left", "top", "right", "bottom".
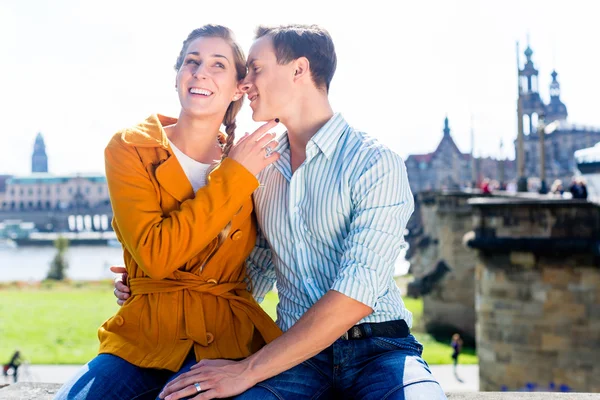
[
  {"left": 159, "top": 359, "right": 256, "bottom": 400},
  {"left": 110, "top": 266, "right": 130, "bottom": 306}
]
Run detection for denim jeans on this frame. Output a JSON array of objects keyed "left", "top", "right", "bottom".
[
  {"left": 235, "top": 334, "right": 446, "bottom": 400},
  {"left": 54, "top": 353, "right": 198, "bottom": 400}
]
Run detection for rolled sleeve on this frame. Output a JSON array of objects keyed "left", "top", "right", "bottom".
[
  {"left": 331, "top": 150, "right": 414, "bottom": 308},
  {"left": 246, "top": 225, "right": 276, "bottom": 303}
]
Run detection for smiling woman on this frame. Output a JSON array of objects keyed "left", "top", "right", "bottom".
[{"left": 54, "top": 25, "right": 282, "bottom": 400}]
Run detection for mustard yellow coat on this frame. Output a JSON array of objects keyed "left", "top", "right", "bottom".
[{"left": 98, "top": 114, "right": 282, "bottom": 371}]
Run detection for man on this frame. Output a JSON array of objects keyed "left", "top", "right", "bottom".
[{"left": 117, "top": 25, "right": 445, "bottom": 399}]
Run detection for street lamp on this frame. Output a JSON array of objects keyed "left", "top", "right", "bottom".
[{"left": 538, "top": 113, "right": 547, "bottom": 194}]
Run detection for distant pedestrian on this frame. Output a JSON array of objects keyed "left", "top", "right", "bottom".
[
  {"left": 2, "top": 350, "right": 22, "bottom": 383},
  {"left": 451, "top": 333, "right": 463, "bottom": 372},
  {"left": 551, "top": 179, "right": 564, "bottom": 196},
  {"left": 569, "top": 177, "right": 588, "bottom": 200},
  {"left": 481, "top": 178, "right": 492, "bottom": 195}
]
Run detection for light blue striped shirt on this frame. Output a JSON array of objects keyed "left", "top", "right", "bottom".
[{"left": 246, "top": 113, "right": 414, "bottom": 332}]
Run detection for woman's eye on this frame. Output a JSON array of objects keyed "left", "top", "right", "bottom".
[
  {"left": 185, "top": 59, "right": 199, "bottom": 65},
  {"left": 215, "top": 62, "right": 225, "bottom": 69}
]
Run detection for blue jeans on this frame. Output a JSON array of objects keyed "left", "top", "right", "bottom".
[
  {"left": 235, "top": 334, "right": 446, "bottom": 400},
  {"left": 54, "top": 353, "right": 198, "bottom": 400}
]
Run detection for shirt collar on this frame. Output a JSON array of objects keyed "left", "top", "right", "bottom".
[
  {"left": 310, "top": 113, "right": 348, "bottom": 160},
  {"left": 267, "top": 113, "right": 348, "bottom": 181}
]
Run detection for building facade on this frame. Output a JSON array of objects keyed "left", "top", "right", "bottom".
[
  {"left": 405, "top": 117, "right": 516, "bottom": 194},
  {"left": 2, "top": 173, "right": 109, "bottom": 211},
  {"left": 0, "top": 134, "right": 112, "bottom": 232}
]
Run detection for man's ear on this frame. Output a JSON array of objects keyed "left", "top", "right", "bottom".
[{"left": 293, "top": 57, "right": 310, "bottom": 82}]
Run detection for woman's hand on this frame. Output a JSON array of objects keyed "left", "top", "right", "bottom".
[
  {"left": 228, "top": 119, "right": 280, "bottom": 176},
  {"left": 110, "top": 266, "right": 130, "bottom": 306}
]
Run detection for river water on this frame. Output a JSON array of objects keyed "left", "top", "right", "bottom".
[{"left": 0, "top": 246, "right": 409, "bottom": 282}]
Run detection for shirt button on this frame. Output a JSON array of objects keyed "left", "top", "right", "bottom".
[
  {"left": 206, "top": 332, "right": 215, "bottom": 344},
  {"left": 231, "top": 230, "right": 243, "bottom": 241},
  {"left": 114, "top": 315, "right": 124, "bottom": 326},
  {"left": 306, "top": 278, "right": 313, "bottom": 284},
  {"left": 293, "top": 206, "right": 300, "bottom": 213}
]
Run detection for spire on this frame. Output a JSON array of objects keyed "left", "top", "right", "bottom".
[
  {"left": 524, "top": 45, "right": 533, "bottom": 61},
  {"left": 525, "top": 33, "right": 533, "bottom": 60},
  {"left": 443, "top": 115, "right": 450, "bottom": 137},
  {"left": 32, "top": 132, "right": 48, "bottom": 173},
  {"left": 545, "top": 69, "right": 568, "bottom": 121},
  {"left": 550, "top": 70, "right": 560, "bottom": 97}
]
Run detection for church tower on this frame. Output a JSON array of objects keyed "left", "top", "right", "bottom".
[
  {"left": 545, "top": 70, "right": 568, "bottom": 122},
  {"left": 518, "top": 44, "right": 546, "bottom": 135},
  {"left": 32, "top": 132, "right": 48, "bottom": 173}
]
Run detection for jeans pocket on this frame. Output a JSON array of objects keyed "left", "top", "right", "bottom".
[{"left": 371, "top": 336, "right": 423, "bottom": 355}]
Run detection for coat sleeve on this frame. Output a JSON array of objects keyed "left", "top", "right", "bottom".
[{"left": 105, "top": 137, "right": 259, "bottom": 280}]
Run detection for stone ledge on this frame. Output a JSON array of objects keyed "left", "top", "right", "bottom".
[
  {"left": 1, "top": 383, "right": 599, "bottom": 399},
  {"left": 0, "top": 383, "right": 59, "bottom": 399}
]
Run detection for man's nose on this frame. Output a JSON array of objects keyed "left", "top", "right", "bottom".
[{"left": 239, "top": 78, "right": 252, "bottom": 93}]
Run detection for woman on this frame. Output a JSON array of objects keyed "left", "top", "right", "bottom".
[{"left": 56, "top": 25, "right": 282, "bottom": 400}]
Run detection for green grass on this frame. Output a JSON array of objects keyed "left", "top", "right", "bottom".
[
  {"left": 0, "top": 281, "right": 119, "bottom": 365},
  {"left": 0, "top": 282, "right": 476, "bottom": 365}
]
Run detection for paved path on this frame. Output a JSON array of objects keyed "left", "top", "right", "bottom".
[{"left": 5, "top": 363, "right": 479, "bottom": 392}]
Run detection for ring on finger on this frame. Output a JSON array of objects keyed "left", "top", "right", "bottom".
[
  {"left": 265, "top": 146, "right": 273, "bottom": 157},
  {"left": 194, "top": 382, "right": 202, "bottom": 393}
]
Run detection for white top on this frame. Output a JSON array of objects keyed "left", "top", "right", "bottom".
[{"left": 167, "top": 138, "right": 213, "bottom": 192}]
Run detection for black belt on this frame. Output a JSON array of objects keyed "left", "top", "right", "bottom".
[{"left": 340, "top": 319, "right": 410, "bottom": 340}]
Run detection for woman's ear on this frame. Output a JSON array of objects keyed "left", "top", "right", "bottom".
[
  {"left": 232, "top": 83, "right": 245, "bottom": 101},
  {"left": 232, "top": 90, "right": 243, "bottom": 102}
]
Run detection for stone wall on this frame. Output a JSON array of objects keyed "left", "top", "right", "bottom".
[
  {"left": 467, "top": 198, "right": 600, "bottom": 392},
  {"left": 408, "top": 191, "right": 483, "bottom": 342}
]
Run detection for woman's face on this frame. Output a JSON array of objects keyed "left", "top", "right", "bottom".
[{"left": 176, "top": 37, "right": 243, "bottom": 119}]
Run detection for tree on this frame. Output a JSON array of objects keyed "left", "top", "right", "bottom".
[{"left": 47, "top": 236, "right": 69, "bottom": 280}]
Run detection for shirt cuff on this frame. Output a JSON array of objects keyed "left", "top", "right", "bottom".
[{"left": 330, "top": 273, "right": 377, "bottom": 309}]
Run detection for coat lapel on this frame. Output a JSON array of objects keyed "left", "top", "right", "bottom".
[{"left": 155, "top": 155, "right": 195, "bottom": 203}]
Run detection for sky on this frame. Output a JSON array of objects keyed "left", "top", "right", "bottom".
[{"left": 1, "top": 0, "right": 599, "bottom": 175}]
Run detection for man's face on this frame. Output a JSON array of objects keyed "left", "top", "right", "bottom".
[{"left": 242, "top": 36, "right": 295, "bottom": 121}]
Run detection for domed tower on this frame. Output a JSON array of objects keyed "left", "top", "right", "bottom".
[
  {"left": 518, "top": 44, "right": 546, "bottom": 135},
  {"left": 544, "top": 70, "right": 568, "bottom": 122},
  {"left": 32, "top": 132, "right": 48, "bottom": 173}
]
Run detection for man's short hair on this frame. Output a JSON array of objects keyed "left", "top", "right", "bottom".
[{"left": 256, "top": 24, "right": 337, "bottom": 92}]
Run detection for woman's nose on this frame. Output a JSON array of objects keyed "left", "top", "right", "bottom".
[{"left": 193, "top": 63, "right": 209, "bottom": 79}]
